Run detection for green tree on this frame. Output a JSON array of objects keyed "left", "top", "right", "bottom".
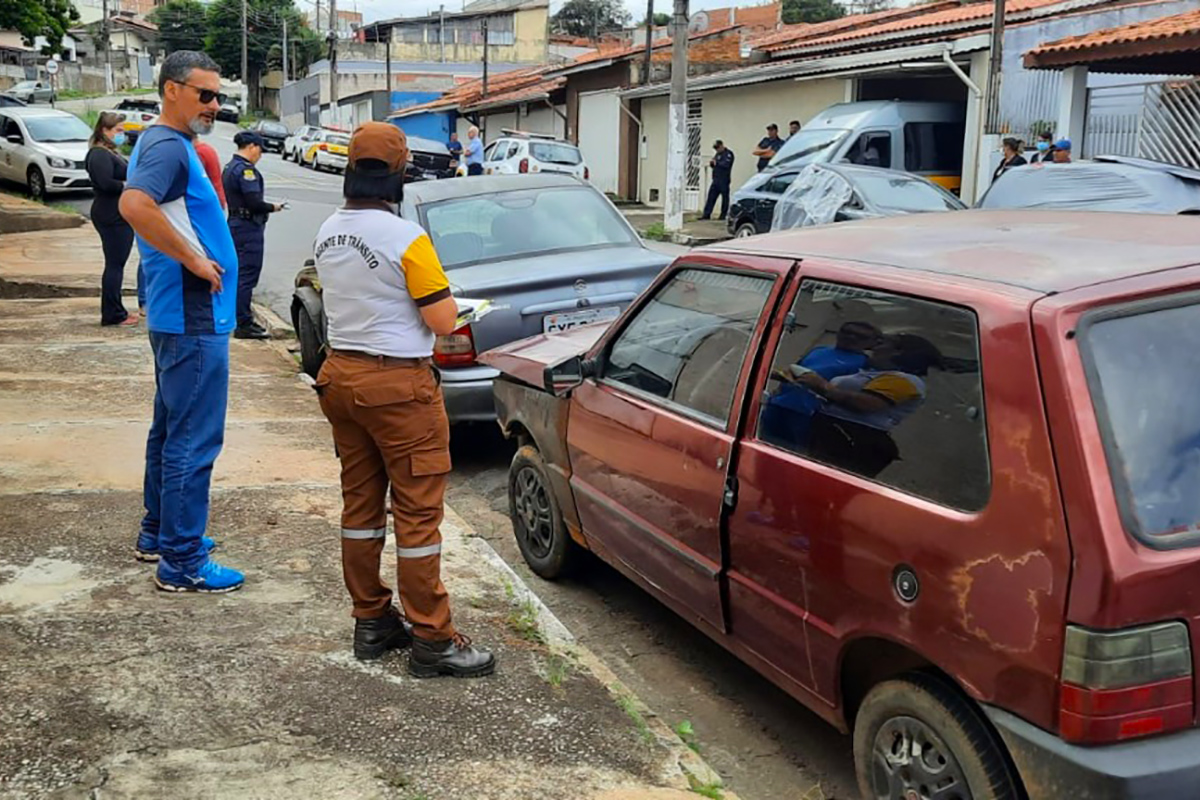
[
  {"left": 552, "top": 0, "right": 631, "bottom": 38},
  {"left": 642, "top": 12, "right": 671, "bottom": 26},
  {"left": 206, "top": 0, "right": 309, "bottom": 107},
  {"left": 0, "top": 0, "right": 79, "bottom": 55},
  {"left": 781, "top": 0, "right": 845, "bottom": 25},
  {"left": 148, "top": 0, "right": 208, "bottom": 55}
]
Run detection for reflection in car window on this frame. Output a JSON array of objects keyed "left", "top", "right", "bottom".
[
  {"left": 25, "top": 115, "right": 91, "bottom": 143},
  {"left": 845, "top": 132, "right": 891, "bottom": 168},
  {"left": 770, "top": 129, "right": 849, "bottom": 169},
  {"left": 757, "top": 280, "right": 989, "bottom": 510},
  {"left": 763, "top": 173, "right": 798, "bottom": 195},
  {"left": 605, "top": 269, "right": 773, "bottom": 425},
  {"left": 849, "top": 172, "right": 963, "bottom": 212},
  {"left": 506, "top": 142, "right": 521, "bottom": 159},
  {"left": 530, "top": 142, "right": 582, "bottom": 165},
  {"left": 1085, "top": 301, "right": 1200, "bottom": 541},
  {"left": 423, "top": 186, "right": 637, "bottom": 269}
]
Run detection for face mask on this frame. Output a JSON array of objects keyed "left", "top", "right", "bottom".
[
  {"left": 1036, "top": 141, "right": 1049, "bottom": 152},
  {"left": 112, "top": 132, "right": 126, "bottom": 146}
]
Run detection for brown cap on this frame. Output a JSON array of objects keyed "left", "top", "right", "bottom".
[{"left": 347, "top": 121, "right": 408, "bottom": 175}]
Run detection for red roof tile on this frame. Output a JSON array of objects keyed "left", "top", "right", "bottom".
[{"left": 1025, "top": 6, "right": 1200, "bottom": 63}]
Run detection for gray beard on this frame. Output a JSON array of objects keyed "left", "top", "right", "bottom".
[{"left": 189, "top": 117, "right": 213, "bottom": 136}]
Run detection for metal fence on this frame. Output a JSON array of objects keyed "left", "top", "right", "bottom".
[{"left": 1086, "top": 78, "right": 1200, "bottom": 169}]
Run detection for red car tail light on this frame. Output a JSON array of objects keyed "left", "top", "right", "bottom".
[
  {"left": 519, "top": 158, "right": 529, "bottom": 174},
  {"left": 318, "top": 143, "right": 328, "bottom": 151},
  {"left": 1060, "top": 622, "right": 1193, "bottom": 744},
  {"left": 434, "top": 325, "right": 476, "bottom": 367},
  {"left": 584, "top": 166, "right": 590, "bottom": 180}
]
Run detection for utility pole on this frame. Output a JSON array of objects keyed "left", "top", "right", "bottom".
[
  {"left": 385, "top": 25, "right": 392, "bottom": 114},
  {"left": 481, "top": 18, "right": 489, "bottom": 140},
  {"left": 102, "top": 0, "right": 112, "bottom": 94},
  {"left": 282, "top": 17, "right": 288, "bottom": 84},
  {"left": 439, "top": 5, "right": 446, "bottom": 63},
  {"left": 984, "top": 0, "right": 1006, "bottom": 133},
  {"left": 663, "top": 0, "right": 688, "bottom": 231},
  {"left": 641, "top": 0, "right": 653, "bottom": 85},
  {"left": 240, "top": 0, "right": 249, "bottom": 112},
  {"left": 329, "top": 0, "right": 339, "bottom": 128},
  {"left": 315, "top": 0, "right": 321, "bottom": 34}
]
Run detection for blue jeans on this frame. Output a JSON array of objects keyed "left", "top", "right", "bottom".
[
  {"left": 137, "top": 260, "right": 146, "bottom": 309},
  {"left": 140, "top": 332, "right": 230, "bottom": 570}
]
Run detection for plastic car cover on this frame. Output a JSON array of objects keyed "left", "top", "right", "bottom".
[
  {"left": 979, "top": 161, "right": 1200, "bottom": 214},
  {"left": 771, "top": 165, "right": 855, "bottom": 231}
]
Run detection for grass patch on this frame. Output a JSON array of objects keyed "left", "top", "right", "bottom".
[
  {"left": 76, "top": 109, "right": 100, "bottom": 130},
  {"left": 642, "top": 221, "right": 669, "bottom": 241},
  {"left": 44, "top": 202, "right": 79, "bottom": 216},
  {"left": 506, "top": 597, "right": 544, "bottom": 643},
  {"left": 58, "top": 89, "right": 103, "bottom": 100},
  {"left": 674, "top": 719, "right": 700, "bottom": 753},
  {"left": 616, "top": 692, "right": 655, "bottom": 745},
  {"left": 687, "top": 779, "right": 725, "bottom": 799},
  {"left": 540, "top": 653, "right": 571, "bottom": 688}
]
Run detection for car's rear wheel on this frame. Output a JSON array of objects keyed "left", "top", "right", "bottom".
[
  {"left": 296, "top": 308, "right": 325, "bottom": 379},
  {"left": 734, "top": 221, "right": 757, "bottom": 239},
  {"left": 27, "top": 166, "right": 46, "bottom": 201},
  {"left": 854, "top": 673, "right": 1020, "bottom": 800},
  {"left": 509, "top": 445, "right": 580, "bottom": 580}
]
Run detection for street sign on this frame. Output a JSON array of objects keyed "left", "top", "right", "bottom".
[{"left": 45, "top": 59, "right": 59, "bottom": 75}]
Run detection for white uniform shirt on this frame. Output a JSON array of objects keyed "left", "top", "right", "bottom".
[{"left": 314, "top": 208, "right": 451, "bottom": 359}]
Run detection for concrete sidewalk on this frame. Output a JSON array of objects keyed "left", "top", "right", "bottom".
[
  {"left": 0, "top": 227, "right": 731, "bottom": 799},
  {"left": 0, "top": 191, "right": 85, "bottom": 235}
]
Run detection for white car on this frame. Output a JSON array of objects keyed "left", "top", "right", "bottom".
[
  {"left": 301, "top": 129, "right": 349, "bottom": 173},
  {"left": 8, "top": 80, "right": 55, "bottom": 104},
  {"left": 283, "top": 124, "right": 320, "bottom": 162},
  {"left": 0, "top": 107, "right": 91, "bottom": 199},
  {"left": 482, "top": 132, "right": 589, "bottom": 181}
]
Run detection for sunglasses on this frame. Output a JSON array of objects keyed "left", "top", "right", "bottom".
[{"left": 171, "top": 80, "right": 227, "bottom": 106}]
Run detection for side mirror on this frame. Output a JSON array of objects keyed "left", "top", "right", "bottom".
[{"left": 543, "top": 355, "right": 595, "bottom": 397}]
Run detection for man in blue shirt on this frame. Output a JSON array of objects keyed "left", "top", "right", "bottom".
[
  {"left": 465, "top": 125, "right": 484, "bottom": 176},
  {"left": 119, "top": 50, "right": 244, "bottom": 593},
  {"left": 447, "top": 131, "right": 463, "bottom": 161}
]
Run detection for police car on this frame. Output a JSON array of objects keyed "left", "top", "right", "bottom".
[{"left": 481, "top": 130, "right": 588, "bottom": 181}]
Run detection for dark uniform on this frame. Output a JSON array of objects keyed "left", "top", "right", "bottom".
[
  {"left": 702, "top": 145, "right": 735, "bottom": 221},
  {"left": 222, "top": 132, "right": 278, "bottom": 336}
]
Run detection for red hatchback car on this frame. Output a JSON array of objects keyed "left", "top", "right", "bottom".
[{"left": 481, "top": 211, "right": 1200, "bottom": 800}]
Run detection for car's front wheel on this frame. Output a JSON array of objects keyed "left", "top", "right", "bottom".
[
  {"left": 509, "top": 445, "right": 580, "bottom": 580},
  {"left": 734, "top": 221, "right": 757, "bottom": 239},
  {"left": 854, "top": 673, "right": 1021, "bottom": 800},
  {"left": 27, "top": 166, "right": 46, "bottom": 201}
]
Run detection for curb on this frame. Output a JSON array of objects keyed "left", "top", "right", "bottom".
[
  {"left": 252, "top": 301, "right": 295, "bottom": 340},
  {"left": 464, "top": 525, "right": 737, "bottom": 798}
]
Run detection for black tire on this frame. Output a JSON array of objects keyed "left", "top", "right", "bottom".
[
  {"left": 27, "top": 166, "right": 46, "bottom": 201},
  {"left": 734, "top": 221, "right": 757, "bottom": 239},
  {"left": 854, "top": 673, "right": 1020, "bottom": 800},
  {"left": 508, "top": 444, "right": 580, "bottom": 580},
  {"left": 296, "top": 308, "right": 325, "bottom": 379}
]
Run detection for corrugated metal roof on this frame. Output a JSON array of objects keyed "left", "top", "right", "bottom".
[
  {"left": 752, "top": 2, "right": 959, "bottom": 51},
  {"left": 1024, "top": 6, "right": 1200, "bottom": 66}
]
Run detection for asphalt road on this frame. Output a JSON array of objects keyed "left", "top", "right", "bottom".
[{"left": 54, "top": 119, "right": 857, "bottom": 798}]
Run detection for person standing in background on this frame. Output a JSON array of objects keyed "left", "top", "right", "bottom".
[
  {"left": 86, "top": 112, "right": 139, "bottom": 327},
  {"left": 119, "top": 49, "right": 243, "bottom": 594},
  {"left": 465, "top": 125, "right": 484, "bottom": 176},
  {"left": 1029, "top": 131, "right": 1055, "bottom": 164},
  {"left": 752, "top": 123, "right": 785, "bottom": 172},
  {"left": 223, "top": 130, "right": 286, "bottom": 340},
  {"left": 788, "top": 120, "right": 801, "bottom": 139},
  {"left": 992, "top": 137, "right": 1027, "bottom": 183},
  {"left": 194, "top": 138, "right": 226, "bottom": 208},
  {"left": 1052, "top": 139, "right": 1073, "bottom": 163},
  {"left": 699, "top": 139, "right": 734, "bottom": 221},
  {"left": 447, "top": 131, "right": 463, "bottom": 162}
]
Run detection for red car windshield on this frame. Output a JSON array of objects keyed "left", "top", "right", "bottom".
[{"left": 1084, "top": 297, "right": 1200, "bottom": 545}]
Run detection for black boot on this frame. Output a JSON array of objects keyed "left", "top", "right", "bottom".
[
  {"left": 353, "top": 607, "right": 413, "bottom": 661},
  {"left": 408, "top": 633, "right": 496, "bottom": 678},
  {"left": 234, "top": 324, "right": 270, "bottom": 340}
]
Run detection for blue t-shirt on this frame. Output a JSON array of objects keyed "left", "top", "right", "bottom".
[
  {"left": 770, "top": 346, "right": 869, "bottom": 415},
  {"left": 447, "top": 139, "right": 463, "bottom": 157},
  {"left": 127, "top": 125, "right": 239, "bottom": 335},
  {"left": 466, "top": 137, "right": 483, "bottom": 166}
]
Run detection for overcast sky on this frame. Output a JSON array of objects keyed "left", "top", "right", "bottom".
[{"left": 348, "top": 0, "right": 765, "bottom": 25}]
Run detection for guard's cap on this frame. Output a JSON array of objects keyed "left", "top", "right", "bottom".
[
  {"left": 348, "top": 121, "right": 408, "bottom": 176},
  {"left": 1054, "top": 138, "right": 1072, "bottom": 151},
  {"left": 233, "top": 130, "right": 264, "bottom": 148}
]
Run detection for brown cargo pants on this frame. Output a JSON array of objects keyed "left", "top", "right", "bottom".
[{"left": 315, "top": 350, "right": 455, "bottom": 641}]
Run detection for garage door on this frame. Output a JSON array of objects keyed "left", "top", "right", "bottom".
[{"left": 577, "top": 89, "right": 621, "bottom": 195}]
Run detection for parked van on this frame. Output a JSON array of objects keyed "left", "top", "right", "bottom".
[{"left": 758, "top": 99, "right": 966, "bottom": 193}]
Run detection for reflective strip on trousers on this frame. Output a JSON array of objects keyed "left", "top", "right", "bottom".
[
  {"left": 342, "top": 527, "right": 386, "bottom": 540},
  {"left": 396, "top": 543, "right": 441, "bottom": 558}
]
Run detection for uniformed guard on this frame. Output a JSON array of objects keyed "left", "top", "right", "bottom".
[
  {"left": 223, "top": 130, "right": 286, "bottom": 340},
  {"left": 701, "top": 139, "right": 735, "bottom": 221}
]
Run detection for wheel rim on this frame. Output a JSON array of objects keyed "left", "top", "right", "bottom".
[
  {"left": 871, "top": 716, "right": 969, "bottom": 800},
  {"left": 513, "top": 465, "right": 554, "bottom": 559},
  {"left": 736, "top": 226, "right": 753, "bottom": 238},
  {"left": 29, "top": 171, "right": 43, "bottom": 198}
]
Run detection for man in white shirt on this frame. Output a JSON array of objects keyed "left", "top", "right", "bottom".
[{"left": 312, "top": 121, "right": 495, "bottom": 678}]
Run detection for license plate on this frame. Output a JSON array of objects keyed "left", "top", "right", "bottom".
[{"left": 543, "top": 306, "right": 620, "bottom": 333}]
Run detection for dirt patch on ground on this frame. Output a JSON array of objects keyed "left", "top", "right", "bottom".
[{"left": 0, "top": 278, "right": 94, "bottom": 300}]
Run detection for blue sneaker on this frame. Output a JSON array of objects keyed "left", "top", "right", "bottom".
[
  {"left": 155, "top": 558, "right": 245, "bottom": 594},
  {"left": 135, "top": 533, "right": 217, "bottom": 563}
]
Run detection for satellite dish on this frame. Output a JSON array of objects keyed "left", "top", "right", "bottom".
[{"left": 688, "top": 10, "right": 709, "bottom": 33}]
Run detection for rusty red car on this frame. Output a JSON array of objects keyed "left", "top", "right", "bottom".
[{"left": 481, "top": 210, "right": 1200, "bottom": 800}]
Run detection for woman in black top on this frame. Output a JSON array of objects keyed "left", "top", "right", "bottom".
[
  {"left": 992, "top": 137, "right": 1028, "bottom": 183},
  {"left": 86, "top": 111, "right": 137, "bottom": 326}
]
